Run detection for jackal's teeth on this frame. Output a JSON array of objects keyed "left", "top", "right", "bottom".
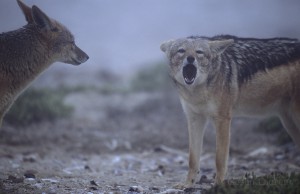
[{"left": 184, "top": 77, "right": 195, "bottom": 85}]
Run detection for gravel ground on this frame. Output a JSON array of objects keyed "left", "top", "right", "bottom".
[{"left": 1, "top": 89, "right": 300, "bottom": 194}]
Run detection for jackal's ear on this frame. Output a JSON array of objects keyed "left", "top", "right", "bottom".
[
  {"left": 209, "top": 39, "right": 234, "bottom": 54},
  {"left": 17, "top": 0, "right": 33, "bottom": 23},
  {"left": 160, "top": 40, "right": 175, "bottom": 53},
  {"left": 31, "top": 5, "right": 54, "bottom": 31}
]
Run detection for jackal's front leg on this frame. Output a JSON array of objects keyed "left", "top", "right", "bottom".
[
  {"left": 175, "top": 102, "right": 207, "bottom": 189},
  {"left": 213, "top": 116, "right": 231, "bottom": 184},
  {"left": 185, "top": 114, "right": 207, "bottom": 187}
]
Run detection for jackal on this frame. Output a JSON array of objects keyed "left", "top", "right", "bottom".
[
  {"left": 160, "top": 35, "right": 300, "bottom": 188},
  {"left": 0, "top": 0, "right": 89, "bottom": 126}
]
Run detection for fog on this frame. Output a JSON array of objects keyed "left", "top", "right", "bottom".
[{"left": 1, "top": 0, "right": 300, "bottom": 80}]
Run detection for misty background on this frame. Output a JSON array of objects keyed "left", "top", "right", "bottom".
[
  {"left": 1, "top": 0, "right": 300, "bottom": 87},
  {"left": 1, "top": 2, "right": 300, "bottom": 192}
]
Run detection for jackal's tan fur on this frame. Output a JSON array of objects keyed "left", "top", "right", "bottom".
[{"left": 161, "top": 35, "right": 300, "bottom": 188}]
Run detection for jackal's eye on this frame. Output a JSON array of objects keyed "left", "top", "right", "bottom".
[
  {"left": 196, "top": 50, "right": 204, "bottom": 54},
  {"left": 52, "top": 27, "right": 59, "bottom": 32},
  {"left": 66, "top": 41, "right": 75, "bottom": 47},
  {"left": 177, "top": 48, "right": 186, "bottom": 53}
]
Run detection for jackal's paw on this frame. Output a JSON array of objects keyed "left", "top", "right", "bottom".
[
  {"left": 173, "top": 182, "right": 192, "bottom": 190},
  {"left": 215, "top": 175, "right": 224, "bottom": 185}
]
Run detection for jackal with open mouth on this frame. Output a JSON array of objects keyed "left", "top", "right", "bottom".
[{"left": 161, "top": 35, "right": 300, "bottom": 188}]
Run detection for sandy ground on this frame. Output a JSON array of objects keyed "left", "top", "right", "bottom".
[{"left": 1, "top": 87, "right": 300, "bottom": 194}]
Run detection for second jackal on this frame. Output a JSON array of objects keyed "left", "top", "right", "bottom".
[{"left": 0, "top": 0, "right": 89, "bottom": 126}]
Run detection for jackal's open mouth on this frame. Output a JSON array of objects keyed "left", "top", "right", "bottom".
[
  {"left": 183, "top": 64, "right": 197, "bottom": 85},
  {"left": 70, "top": 58, "right": 82, "bottom": 65}
]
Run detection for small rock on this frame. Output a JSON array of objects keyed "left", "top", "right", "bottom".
[
  {"left": 201, "top": 168, "right": 213, "bottom": 174},
  {"left": 48, "top": 189, "right": 56, "bottom": 194},
  {"left": 124, "top": 141, "right": 132, "bottom": 150},
  {"left": 41, "top": 178, "right": 59, "bottom": 183},
  {"left": 154, "top": 147, "right": 163, "bottom": 152},
  {"left": 275, "top": 154, "right": 285, "bottom": 160},
  {"left": 85, "top": 165, "right": 91, "bottom": 170},
  {"left": 24, "top": 170, "right": 36, "bottom": 179},
  {"left": 159, "top": 189, "right": 184, "bottom": 194},
  {"left": 24, "top": 178, "right": 35, "bottom": 182},
  {"left": 33, "top": 183, "right": 43, "bottom": 189},
  {"left": 184, "top": 187, "right": 201, "bottom": 193},
  {"left": 158, "top": 164, "right": 166, "bottom": 175},
  {"left": 174, "top": 156, "right": 185, "bottom": 165},
  {"left": 8, "top": 175, "right": 24, "bottom": 183},
  {"left": 198, "top": 175, "right": 213, "bottom": 184},
  {"left": 89, "top": 186, "right": 98, "bottom": 191},
  {"left": 90, "top": 180, "right": 98, "bottom": 186},
  {"left": 23, "top": 153, "right": 38, "bottom": 163},
  {"left": 248, "top": 147, "right": 268, "bottom": 157},
  {"left": 105, "top": 139, "right": 118, "bottom": 150},
  {"left": 129, "top": 185, "right": 144, "bottom": 193},
  {"left": 150, "top": 186, "right": 160, "bottom": 191},
  {"left": 241, "top": 165, "right": 248, "bottom": 170}
]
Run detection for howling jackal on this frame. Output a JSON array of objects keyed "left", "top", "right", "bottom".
[
  {"left": 161, "top": 35, "right": 300, "bottom": 188},
  {"left": 0, "top": 0, "right": 89, "bottom": 126}
]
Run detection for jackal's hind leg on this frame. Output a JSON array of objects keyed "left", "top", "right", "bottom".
[{"left": 279, "top": 108, "right": 300, "bottom": 147}]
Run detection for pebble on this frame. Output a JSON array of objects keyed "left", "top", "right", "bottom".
[
  {"left": 198, "top": 174, "right": 213, "bottom": 184},
  {"left": 41, "top": 178, "right": 59, "bottom": 183},
  {"left": 8, "top": 175, "right": 24, "bottom": 183},
  {"left": 159, "top": 189, "right": 184, "bottom": 194},
  {"left": 34, "top": 183, "right": 43, "bottom": 189},
  {"left": 90, "top": 180, "right": 98, "bottom": 186},
  {"left": 24, "top": 171, "right": 36, "bottom": 179},
  {"left": 275, "top": 154, "right": 285, "bottom": 160},
  {"left": 248, "top": 147, "right": 268, "bottom": 157},
  {"left": 89, "top": 186, "right": 98, "bottom": 191},
  {"left": 23, "top": 155, "right": 37, "bottom": 163},
  {"left": 128, "top": 185, "right": 144, "bottom": 193}
]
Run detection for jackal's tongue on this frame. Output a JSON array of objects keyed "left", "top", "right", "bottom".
[{"left": 183, "top": 64, "right": 197, "bottom": 85}]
